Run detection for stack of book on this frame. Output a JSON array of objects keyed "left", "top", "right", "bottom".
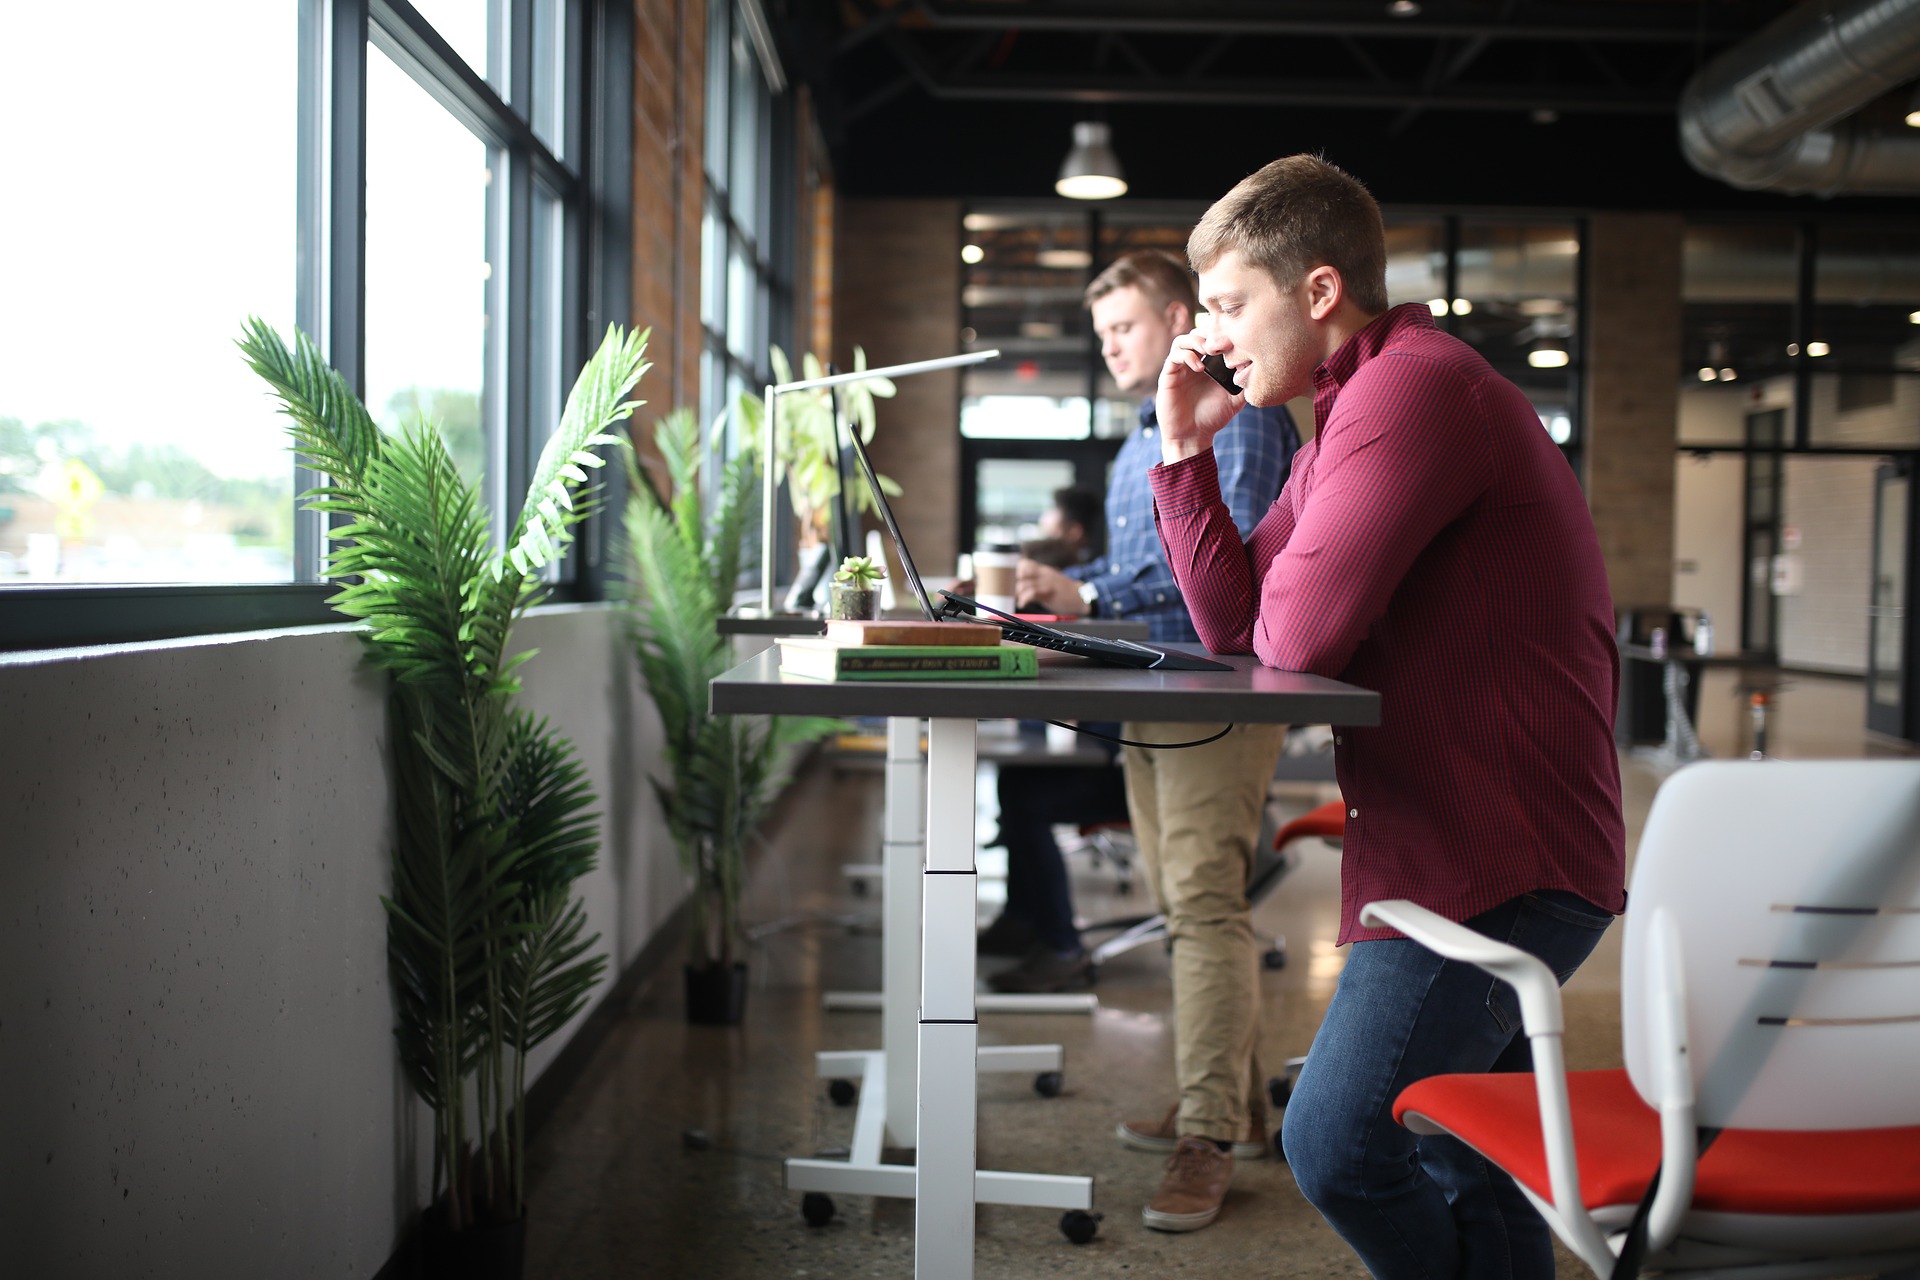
[{"left": 778, "top": 618, "right": 1036, "bottom": 681}]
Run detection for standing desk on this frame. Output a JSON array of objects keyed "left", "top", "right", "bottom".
[{"left": 712, "top": 648, "right": 1379, "bottom": 1277}]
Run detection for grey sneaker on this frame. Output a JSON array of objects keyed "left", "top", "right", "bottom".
[
  {"left": 1142, "top": 1136, "right": 1233, "bottom": 1232},
  {"left": 986, "top": 945, "right": 1092, "bottom": 993},
  {"left": 1116, "top": 1102, "right": 1270, "bottom": 1159}
]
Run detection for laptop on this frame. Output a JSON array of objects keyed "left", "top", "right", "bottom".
[{"left": 840, "top": 417, "right": 1232, "bottom": 672}]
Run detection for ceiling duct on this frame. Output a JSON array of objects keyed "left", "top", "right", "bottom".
[{"left": 1678, "top": 0, "right": 1920, "bottom": 195}]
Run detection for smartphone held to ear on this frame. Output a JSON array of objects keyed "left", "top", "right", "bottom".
[{"left": 1201, "top": 352, "right": 1239, "bottom": 394}]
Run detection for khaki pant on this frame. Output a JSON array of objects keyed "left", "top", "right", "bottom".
[{"left": 1121, "top": 720, "right": 1288, "bottom": 1143}]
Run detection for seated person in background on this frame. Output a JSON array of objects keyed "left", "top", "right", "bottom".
[
  {"left": 1019, "top": 484, "right": 1104, "bottom": 571},
  {"left": 977, "top": 720, "right": 1129, "bottom": 964}
]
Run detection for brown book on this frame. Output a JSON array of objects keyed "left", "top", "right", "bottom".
[{"left": 822, "top": 618, "right": 1002, "bottom": 647}]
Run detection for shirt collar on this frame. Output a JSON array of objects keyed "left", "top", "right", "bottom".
[
  {"left": 1137, "top": 396, "right": 1158, "bottom": 434},
  {"left": 1311, "top": 303, "right": 1435, "bottom": 432}
]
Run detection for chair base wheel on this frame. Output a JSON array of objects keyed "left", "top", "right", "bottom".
[
  {"left": 827, "top": 1078, "right": 858, "bottom": 1106},
  {"left": 1060, "top": 1209, "right": 1101, "bottom": 1244},
  {"left": 1034, "top": 1070, "right": 1064, "bottom": 1097},
  {"left": 801, "top": 1192, "right": 835, "bottom": 1227}
]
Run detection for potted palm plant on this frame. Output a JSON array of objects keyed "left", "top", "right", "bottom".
[
  {"left": 621, "top": 401, "right": 839, "bottom": 1024},
  {"left": 237, "top": 318, "right": 645, "bottom": 1276}
]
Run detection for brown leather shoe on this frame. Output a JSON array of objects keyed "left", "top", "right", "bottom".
[
  {"left": 1116, "top": 1103, "right": 1270, "bottom": 1159},
  {"left": 1142, "top": 1136, "right": 1234, "bottom": 1232}
]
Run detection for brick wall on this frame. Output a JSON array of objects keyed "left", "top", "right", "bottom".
[
  {"left": 1584, "top": 213, "right": 1684, "bottom": 612},
  {"left": 833, "top": 198, "right": 964, "bottom": 573},
  {"left": 631, "top": 0, "right": 703, "bottom": 417}
]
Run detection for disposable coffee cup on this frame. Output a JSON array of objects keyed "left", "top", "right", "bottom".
[{"left": 973, "top": 547, "right": 1019, "bottom": 615}]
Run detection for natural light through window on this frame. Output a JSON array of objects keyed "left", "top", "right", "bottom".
[
  {"left": 0, "top": 4, "right": 297, "bottom": 584},
  {"left": 363, "top": 46, "right": 494, "bottom": 517}
]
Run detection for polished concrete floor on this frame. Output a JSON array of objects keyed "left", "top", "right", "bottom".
[{"left": 523, "top": 668, "right": 1902, "bottom": 1278}]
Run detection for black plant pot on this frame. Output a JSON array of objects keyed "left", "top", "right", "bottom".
[
  {"left": 685, "top": 962, "right": 749, "bottom": 1025},
  {"left": 420, "top": 1202, "right": 527, "bottom": 1280}
]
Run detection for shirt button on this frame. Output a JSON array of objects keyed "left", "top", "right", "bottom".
[
  {"left": 1155, "top": 593, "right": 1165, "bottom": 603},
  {"left": 1333, "top": 735, "right": 1342, "bottom": 745},
  {"left": 1117, "top": 515, "right": 1127, "bottom": 527},
  {"left": 1348, "top": 808, "right": 1358, "bottom": 819}
]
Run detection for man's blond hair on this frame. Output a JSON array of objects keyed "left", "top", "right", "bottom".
[
  {"left": 1084, "top": 249, "right": 1199, "bottom": 317},
  {"left": 1187, "top": 155, "right": 1389, "bottom": 314}
]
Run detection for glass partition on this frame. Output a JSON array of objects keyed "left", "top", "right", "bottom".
[
  {"left": 1455, "top": 220, "right": 1580, "bottom": 446},
  {"left": 1679, "top": 223, "right": 1800, "bottom": 447}
]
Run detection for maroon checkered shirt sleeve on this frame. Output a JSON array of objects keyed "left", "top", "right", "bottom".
[{"left": 1150, "top": 304, "right": 1626, "bottom": 943}]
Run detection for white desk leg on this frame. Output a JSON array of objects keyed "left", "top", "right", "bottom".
[
  {"left": 883, "top": 715, "right": 925, "bottom": 1148},
  {"left": 918, "top": 716, "right": 980, "bottom": 1279}
]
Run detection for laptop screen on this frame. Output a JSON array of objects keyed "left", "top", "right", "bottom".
[{"left": 841, "top": 418, "right": 941, "bottom": 623}]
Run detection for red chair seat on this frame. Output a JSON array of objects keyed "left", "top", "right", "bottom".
[
  {"left": 1394, "top": 1068, "right": 1920, "bottom": 1216},
  {"left": 1274, "top": 798, "right": 1346, "bottom": 850}
]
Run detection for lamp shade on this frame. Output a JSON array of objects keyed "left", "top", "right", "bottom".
[{"left": 1056, "top": 122, "right": 1127, "bottom": 200}]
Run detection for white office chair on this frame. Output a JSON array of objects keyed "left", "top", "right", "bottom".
[{"left": 1361, "top": 759, "right": 1920, "bottom": 1279}]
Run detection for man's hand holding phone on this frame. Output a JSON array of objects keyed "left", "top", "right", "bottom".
[{"left": 1157, "top": 312, "right": 1244, "bottom": 465}]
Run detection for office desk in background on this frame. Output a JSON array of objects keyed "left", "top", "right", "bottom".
[{"left": 711, "top": 648, "right": 1379, "bottom": 1280}]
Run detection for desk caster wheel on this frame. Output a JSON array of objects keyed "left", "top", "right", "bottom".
[
  {"left": 1034, "top": 1070, "right": 1064, "bottom": 1098},
  {"left": 1262, "top": 945, "right": 1287, "bottom": 970},
  {"left": 827, "top": 1078, "right": 858, "bottom": 1106},
  {"left": 801, "top": 1192, "right": 835, "bottom": 1227},
  {"left": 1060, "top": 1209, "right": 1100, "bottom": 1244}
]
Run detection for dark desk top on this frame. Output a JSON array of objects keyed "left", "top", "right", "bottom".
[{"left": 711, "top": 647, "right": 1381, "bottom": 726}]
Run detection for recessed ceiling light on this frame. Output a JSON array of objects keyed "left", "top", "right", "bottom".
[
  {"left": 1427, "top": 298, "right": 1448, "bottom": 316},
  {"left": 1388, "top": 0, "right": 1421, "bottom": 15},
  {"left": 961, "top": 244, "right": 985, "bottom": 265},
  {"left": 1451, "top": 298, "right": 1473, "bottom": 315},
  {"left": 1036, "top": 248, "right": 1093, "bottom": 270},
  {"left": 1807, "top": 341, "right": 1831, "bottom": 357},
  {"left": 1909, "top": 309, "right": 1920, "bottom": 324},
  {"left": 1530, "top": 108, "right": 1559, "bottom": 125},
  {"left": 1517, "top": 298, "right": 1566, "bottom": 317},
  {"left": 1719, "top": 368, "right": 1737, "bottom": 381},
  {"left": 1698, "top": 368, "right": 1718, "bottom": 382},
  {"left": 1528, "top": 346, "right": 1570, "bottom": 369},
  {"left": 1020, "top": 320, "right": 1063, "bottom": 339}
]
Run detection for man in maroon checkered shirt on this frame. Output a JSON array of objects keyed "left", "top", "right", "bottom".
[{"left": 1147, "top": 154, "right": 1627, "bottom": 1277}]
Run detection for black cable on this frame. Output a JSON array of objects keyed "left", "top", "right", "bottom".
[{"left": 1044, "top": 720, "right": 1233, "bottom": 750}]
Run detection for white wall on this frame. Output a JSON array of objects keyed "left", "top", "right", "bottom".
[
  {"left": 1778, "top": 455, "right": 1880, "bottom": 673},
  {"left": 0, "top": 605, "right": 674, "bottom": 1278},
  {"left": 1671, "top": 450, "right": 1744, "bottom": 641}
]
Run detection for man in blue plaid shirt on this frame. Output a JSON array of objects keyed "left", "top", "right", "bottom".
[{"left": 999, "top": 249, "right": 1300, "bottom": 1234}]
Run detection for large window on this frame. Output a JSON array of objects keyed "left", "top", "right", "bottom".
[
  {"left": 0, "top": 0, "right": 624, "bottom": 646},
  {"left": 0, "top": 4, "right": 300, "bottom": 586},
  {"left": 700, "top": 0, "right": 794, "bottom": 446}
]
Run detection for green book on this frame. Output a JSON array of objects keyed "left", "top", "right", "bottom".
[{"left": 778, "top": 637, "right": 1038, "bottom": 681}]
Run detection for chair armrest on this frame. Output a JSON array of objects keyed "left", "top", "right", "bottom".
[{"left": 1359, "top": 899, "right": 1563, "bottom": 1036}]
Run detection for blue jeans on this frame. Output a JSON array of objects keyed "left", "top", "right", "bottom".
[{"left": 1281, "top": 890, "right": 1614, "bottom": 1280}]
